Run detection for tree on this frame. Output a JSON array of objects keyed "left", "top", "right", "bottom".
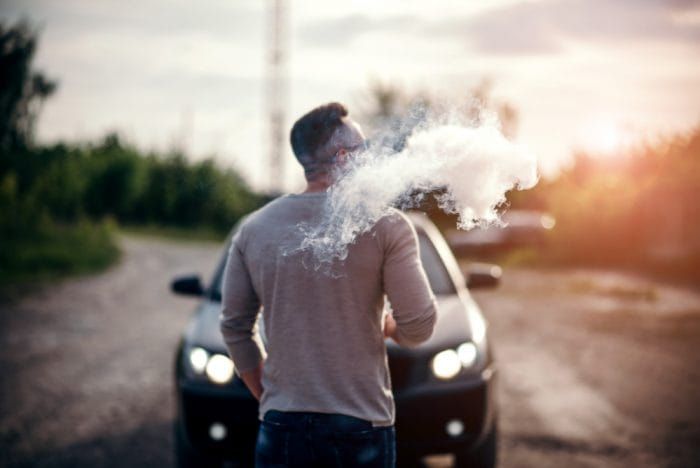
[
  {"left": 0, "top": 21, "right": 57, "bottom": 150},
  {"left": 356, "top": 77, "right": 519, "bottom": 151}
]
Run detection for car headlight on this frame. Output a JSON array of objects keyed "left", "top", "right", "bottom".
[
  {"left": 189, "top": 347, "right": 209, "bottom": 374},
  {"left": 206, "top": 354, "right": 235, "bottom": 384},
  {"left": 457, "top": 342, "right": 478, "bottom": 368},
  {"left": 185, "top": 347, "right": 235, "bottom": 385},
  {"left": 431, "top": 339, "right": 485, "bottom": 380},
  {"left": 432, "top": 349, "right": 462, "bottom": 380}
]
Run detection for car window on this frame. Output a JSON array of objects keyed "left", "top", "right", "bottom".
[
  {"left": 417, "top": 232, "right": 456, "bottom": 295},
  {"left": 210, "top": 228, "right": 456, "bottom": 300}
]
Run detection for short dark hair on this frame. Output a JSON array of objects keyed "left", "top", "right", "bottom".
[{"left": 290, "top": 102, "right": 348, "bottom": 179}]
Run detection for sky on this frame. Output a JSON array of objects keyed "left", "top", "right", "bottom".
[{"left": 2, "top": 0, "right": 700, "bottom": 192}]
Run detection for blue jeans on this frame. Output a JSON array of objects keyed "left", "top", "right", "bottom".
[{"left": 255, "top": 410, "right": 396, "bottom": 467}]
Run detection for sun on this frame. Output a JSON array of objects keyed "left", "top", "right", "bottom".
[
  {"left": 578, "top": 117, "right": 624, "bottom": 156},
  {"left": 594, "top": 122, "right": 621, "bottom": 153}
]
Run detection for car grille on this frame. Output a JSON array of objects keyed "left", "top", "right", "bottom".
[{"left": 388, "top": 352, "right": 422, "bottom": 391}]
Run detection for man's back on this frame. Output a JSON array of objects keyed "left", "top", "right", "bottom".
[{"left": 220, "top": 191, "right": 438, "bottom": 427}]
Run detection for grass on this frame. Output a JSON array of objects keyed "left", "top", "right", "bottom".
[
  {"left": 120, "top": 223, "right": 226, "bottom": 243},
  {"left": 0, "top": 219, "right": 121, "bottom": 293},
  {"left": 0, "top": 219, "right": 227, "bottom": 297},
  {"left": 0, "top": 218, "right": 229, "bottom": 303}
]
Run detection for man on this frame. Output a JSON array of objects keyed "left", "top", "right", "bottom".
[{"left": 220, "top": 102, "right": 438, "bottom": 467}]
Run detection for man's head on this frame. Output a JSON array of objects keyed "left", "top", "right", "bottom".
[{"left": 290, "top": 102, "right": 366, "bottom": 182}]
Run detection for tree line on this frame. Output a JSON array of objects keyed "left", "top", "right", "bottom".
[
  {"left": 0, "top": 21, "right": 265, "bottom": 284},
  {"left": 1, "top": 135, "right": 265, "bottom": 236}
]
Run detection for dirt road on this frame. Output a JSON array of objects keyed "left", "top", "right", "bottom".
[
  {"left": 1, "top": 236, "right": 698, "bottom": 467},
  {"left": 471, "top": 269, "right": 700, "bottom": 468},
  {"left": 0, "top": 236, "right": 222, "bottom": 468}
]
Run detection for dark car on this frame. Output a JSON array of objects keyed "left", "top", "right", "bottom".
[{"left": 171, "top": 212, "right": 500, "bottom": 467}]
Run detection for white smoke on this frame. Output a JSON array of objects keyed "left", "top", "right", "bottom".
[{"left": 297, "top": 120, "right": 539, "bottom": 266}]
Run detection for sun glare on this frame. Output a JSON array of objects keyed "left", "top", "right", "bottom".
[
  {"left": 595, "top": 123, "right": 620, "bottom": 153},
  {"left": 580, "top": 118, "right": 624, "bottom": 155}
]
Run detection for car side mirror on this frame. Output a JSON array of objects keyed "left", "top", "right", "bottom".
[
  {"left": 171, "top": 274, "right": 204, "bottom": 297},
  {"left": 466, "top": 263, "right": 502, "bottom": 289}
]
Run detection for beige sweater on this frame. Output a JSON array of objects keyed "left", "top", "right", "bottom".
[{"left": 220, "top": 192, "right": 438, "bottom": 427}]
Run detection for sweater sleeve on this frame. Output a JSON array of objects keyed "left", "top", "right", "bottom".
[
  {"left": 219, "top": 231, "right": 266, "bottom": 373},
  {"left": 381, "top": 213, "right": 438, "bottom": 347}
]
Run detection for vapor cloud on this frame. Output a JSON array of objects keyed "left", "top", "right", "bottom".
[{"left": 297, "top": 118, "right": 539, "bottom": 267}]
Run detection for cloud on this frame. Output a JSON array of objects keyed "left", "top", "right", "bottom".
[
  {"left": 298, "top": 0, "right": 700, "bottom": 55},
  {"left": 430, "top": 4, "right": 562, "bottom": 55},
  {"left": 443, "top": 0, "right": 700, "bottom": 55},
  {"left": 298, "top": 13, "right": 414, "bottom": 47},
  {"left": 1, "top": 0, "right": 264, "bottom": 43},
  {"left": 666, "top": 0, "right": 700, "bottom": 10}
]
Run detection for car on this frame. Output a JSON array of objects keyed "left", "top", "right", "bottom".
[
  {"left": 171, "top": 211, "right": 500, "bottom": 468},
  {"left": 446, "top": 209, "right": 556, "bottom": 257}
]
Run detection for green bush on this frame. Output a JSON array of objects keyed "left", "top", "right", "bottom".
[
  {"left": 0, "top": 216, "right": 119, "bottom": 285},
  {"left": 1, "top": 133, "right": 263, "bottom": 233},
  {"left": 0, "top": 133, "right": 265, "bottom": 285}
]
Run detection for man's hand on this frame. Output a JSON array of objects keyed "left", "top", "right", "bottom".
[
  {"left": 383, "top": 313, "right": 397, "bottom": 339},
  {"left": 239, "top": 361, "right": 264, "bottom": 402}
]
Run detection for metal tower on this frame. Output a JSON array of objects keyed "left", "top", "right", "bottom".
[{"left": 266, "top": 0, "right": 288, "bottom": 193}]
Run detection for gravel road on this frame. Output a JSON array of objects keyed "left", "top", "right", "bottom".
[
  {"left": 471, "top": 269, "right": 700, "bottom": 468},
  {"left": 1, "top": 235, "right": 698, "bottom": 467}
]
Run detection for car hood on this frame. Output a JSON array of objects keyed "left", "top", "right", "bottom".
[
  {"left": 186, "top": 293, "right": 483, "bottom": 355},
  {"left": 387, "top": 293, "right": 479, "bottom": 353}
]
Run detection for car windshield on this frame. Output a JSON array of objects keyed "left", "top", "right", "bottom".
[{"left": 210, "top": 230, "right": 456, "bottom": 300}]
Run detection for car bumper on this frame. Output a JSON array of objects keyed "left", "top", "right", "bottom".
[
  {"left": 394, "top": 366, "right": 497, "bottom": 457},
  {"left": 177, "top": 376, "right": 259, "bottom": 461},
  {"left": 177, "top": 366, "right": 496, "bottom": 461}
]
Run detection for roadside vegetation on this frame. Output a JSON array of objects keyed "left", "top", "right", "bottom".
[
  {"left": 0, "top": 21, "right": 264, "bottom": 287},
  {"left": 512, "top": 127, "right": 700, "bottom": 282}
]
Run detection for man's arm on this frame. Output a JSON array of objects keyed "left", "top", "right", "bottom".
[
  {"left": 382, "top": 213, "right": 438, "bottom": 347},
  {"left": 219, "top": 233, "right": 266, "bottom": 400}
]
